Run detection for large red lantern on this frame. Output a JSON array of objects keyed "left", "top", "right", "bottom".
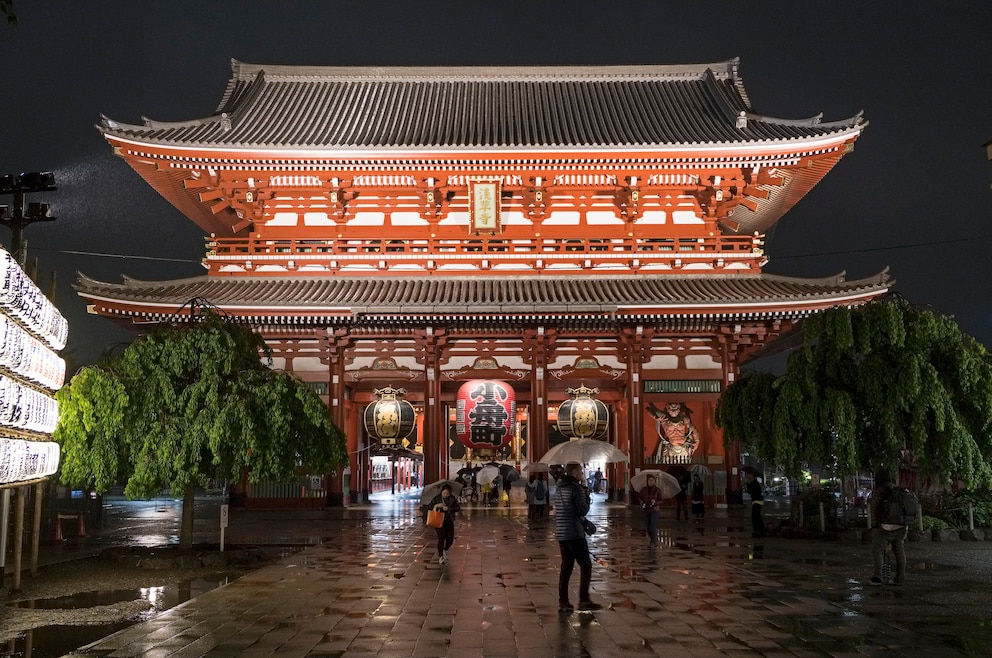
[
  {"left": 455, "top": 379, "right": 516, "bottom": 450},
  {"left": 363, "top": 386, "right": 417, "bottom": 446},
  {"left": 556, "top": 385, "right": 609, "bottom": 440}
]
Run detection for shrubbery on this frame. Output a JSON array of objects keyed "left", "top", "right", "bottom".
[{"left": 934, "top": 489, "right": 992, "bottom": 529}]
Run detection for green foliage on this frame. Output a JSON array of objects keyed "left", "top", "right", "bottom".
[
  {"left": 55, "top": 312, "right": 346, "bottom": 499},
  {"left": 922, "top": 515, "right": 950, "bottom": 531},
  {"left": 936, "top": 489, "right": 992, "bottom": 528},
  {"left": 0, "top": 0, "right": 15, "bottom": 26},
  {"left": 720, "top": 298, "right": 992, "bottom": 488},
  {"left": 715, "top": 371, "right": 777, "bottom": 457},
  {"left": 796, "top": 487, "right": 839, "bottom": 525}
]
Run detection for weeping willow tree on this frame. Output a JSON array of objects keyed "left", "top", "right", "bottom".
[
  {"left": 55, "top": 311, "right": 347, "bottom": 549},
  {"left": 717, "top": 297, "right": 992, "bottom": 487}
]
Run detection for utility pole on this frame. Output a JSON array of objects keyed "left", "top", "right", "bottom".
[
  {"left": 0, "top": 171, "right": 58, "bottom": 268},
  {"left": 0, "top": 170, "right": 57, "bottom": 589}
]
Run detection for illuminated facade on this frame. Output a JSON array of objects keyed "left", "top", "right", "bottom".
[{"left": 78, "top": 59, "right": 889, "bottom": 505}]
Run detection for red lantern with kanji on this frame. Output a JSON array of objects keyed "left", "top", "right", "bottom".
[{"left": 455, "top": 379, "right": 516, "bottom": 450}]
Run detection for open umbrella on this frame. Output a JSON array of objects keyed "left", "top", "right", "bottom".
[
  {"left": 538, "top": 438, "right": 629, "bottom": 465},
  {"left": 456, "top": 466, "right": 480, "bottom": 479},
  {"left": 742, "top": 465, "right": 764, "bottom": 483},
  {"left": 477, "top": 465, "right": 500, "bottom": 486},
  {"left": 630, "top": 470, "right": 681, "bottom": 497},
  {"left": 689, "top": 464, "right": 712, "bottom": 477},
  {"left": 420, "top": 479, "right": 464, "bottom": 506},
  {"left": 498, "top": 463, "right": 521, "bottom": 483},
  {"left": 522, "top": 462, "right": 550, "bottom": 473}
]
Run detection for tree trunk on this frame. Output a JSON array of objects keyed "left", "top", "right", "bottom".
[{"left": 180, "top": 485, "right": 195, "bottom": 550}]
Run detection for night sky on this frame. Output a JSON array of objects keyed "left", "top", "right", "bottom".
[{"left": 2, "top": 1, "right": 990, "bottom": 366}]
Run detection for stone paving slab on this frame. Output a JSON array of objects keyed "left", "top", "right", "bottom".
[{"left": 62, "top": 494, "right": 992, "bottom": 657}]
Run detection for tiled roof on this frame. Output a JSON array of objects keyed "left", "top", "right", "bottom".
[
  {"left": 75, "top": 271, "right": 891, "bottom": 319},
  {"left": 97, "top": 59, "right": 865, "bottom": 151}
]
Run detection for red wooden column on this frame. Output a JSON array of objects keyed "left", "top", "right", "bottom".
[
  {"left": 621, "top": 326, "right": 654, "bottom": 504},
  {"left": 420, "top": 329, "right": 447, "bottom": 484},
  {"left": 524, "top": 328, "right": 554, "bottom": 463},
  {"left": 620, "top": 327, "right": 650, "bottom": 503},
  {"left": 325, "top": 328, "right": 351, "bottom": 506}
]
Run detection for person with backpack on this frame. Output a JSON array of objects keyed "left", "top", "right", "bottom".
[
  {"left": 527, "top": 474, "right": 548, "bottom": 521},
  {"left": 868, "top": 468, "right": 908, "bottom": 586}
]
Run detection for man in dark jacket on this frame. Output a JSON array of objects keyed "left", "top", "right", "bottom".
[{"left": 554, "top": 462, "right": 602, "bottom": 613}]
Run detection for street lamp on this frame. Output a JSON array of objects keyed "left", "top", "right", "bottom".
[{"left": 0, "top": 171, "right": 58, "bottom": 267}]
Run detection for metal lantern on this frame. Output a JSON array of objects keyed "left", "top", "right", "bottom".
[
  {"left": 455, "top": 379, "right": 516, "bottom": 450},
  {"left": 556, "top": 385, "right": 609, "bottom": 440},
  {"left": 363, "top": 386, "right": 417, "bottom": 446}
]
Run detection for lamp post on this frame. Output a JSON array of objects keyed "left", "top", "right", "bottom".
[{"left": 0, "top": 171, "right": 57, "bottom": 268}]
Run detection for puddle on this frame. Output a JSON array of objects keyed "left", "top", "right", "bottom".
[
  {"left": 6, "top": 573, "right": 240, "bottom": 658},
  {"left": 7, "top": 621, "right": 135, "bottom": 658}
]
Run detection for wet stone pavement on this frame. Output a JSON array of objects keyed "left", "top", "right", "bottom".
[{"left": 61, "top": 491, "right": 992, "bottom": 657}]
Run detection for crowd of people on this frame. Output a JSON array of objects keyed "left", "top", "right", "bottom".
[
  {"left": 425, "top": 461, "right": 769, "bottom": 612},
  {"left": 418, "top": 461, "right": 914, "bottom": 612}
]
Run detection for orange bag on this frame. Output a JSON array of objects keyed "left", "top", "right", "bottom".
[{"left": 426, "top": 509, "right": 445, "bottom": 528}]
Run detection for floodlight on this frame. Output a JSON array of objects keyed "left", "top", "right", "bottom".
[{"left": 15, "top": 171, "right": 56, "bottom": 191}]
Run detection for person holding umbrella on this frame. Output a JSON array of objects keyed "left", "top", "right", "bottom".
[
  {"left": 427, "top": 483, "right": 461, "bottom": 564},
  {"left": 639, "top": 474, "right": 664, "bottom": 546},
  {"left": 554, "top": 462, "right": 603, "bottom": 613},
  {"left": 745, "top": 472, "right": 765, "bottom": 537}
]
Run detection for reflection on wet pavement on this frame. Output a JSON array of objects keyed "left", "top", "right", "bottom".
[{"left": 54, "top": 492, "right": 992, "bottom": 656}]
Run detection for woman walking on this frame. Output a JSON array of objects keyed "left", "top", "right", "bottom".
[
  {"left": 639, "top": 474, "right": 664, "bottom": 546},
  {"left": 428, "top": 483, "right": 461, "bottom": 564}
]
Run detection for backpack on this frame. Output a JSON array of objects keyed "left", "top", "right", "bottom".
[
  {"left": 535, "top": 479, "right": 547, "bottom": 502},
  {"left": 880, "top": 485, "right": 919, "bottom": 526}
]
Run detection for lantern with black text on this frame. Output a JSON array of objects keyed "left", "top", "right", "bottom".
[
  {"left": 455, "top": 379, "right": 516, "bottom": 450},
  {"left": 363, "top": 386, "right": 417, "bottom": 446},
  {"left": 556, "top": 385, "right": 609, "bottom": 440}
]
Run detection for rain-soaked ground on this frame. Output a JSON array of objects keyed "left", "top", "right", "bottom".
[{"left": 9, "top": 490, "right": 992, "bottom": 656}]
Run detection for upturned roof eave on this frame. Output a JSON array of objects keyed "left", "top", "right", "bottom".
[
  {"left": 72, "top": 270, "right": 894, "bottom": 317},
  {"left": 95, "top": 124, "right": 865, "bottom": 157}
]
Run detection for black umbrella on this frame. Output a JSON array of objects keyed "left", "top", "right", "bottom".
[
  {"left": 743, "top": 465, "right": 764, "bottom": 483},
  {"left": 498, "top": 463, "right": 521, "bottom": 483}
]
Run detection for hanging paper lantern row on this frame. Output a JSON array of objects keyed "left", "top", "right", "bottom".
[
  {"left": 0, "top": 437, "right": 60, "bottom": 485},
  {"left": 0, "top": 375, "right": 59, "bottom": 434},
  {"left": 556, "top": 385, "right": 609, "bottom": 440},
  {"left": 455, "top": 379, "right": 516, "bottom": 450},
  {"left": 0, "top": 247, "right": 68, "bottom": 351},
  {"left": 0, "top": 314, "right": 66, "bottom": 390},
  {"left": 363, "top": 386, "right": 417, "bottom": 446}
]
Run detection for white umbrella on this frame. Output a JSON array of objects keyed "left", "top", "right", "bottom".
[
  {"left": 689, "top": 464, "right": 712, "bottom": 477},
  {"left": 630, "top": 470, "right": 681, "bottom": 497},
  {"left": 538, "top": 439, "right": 629, "bottom": 465},
  {"left": 420, "top": 479, "right": 464, "bottom": 506},
  {"left": 522, "top": 462, "right": 550, "bottom": 473},
  {"left": 477, "top": 465, "right": 500, "bottom": 486}
]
